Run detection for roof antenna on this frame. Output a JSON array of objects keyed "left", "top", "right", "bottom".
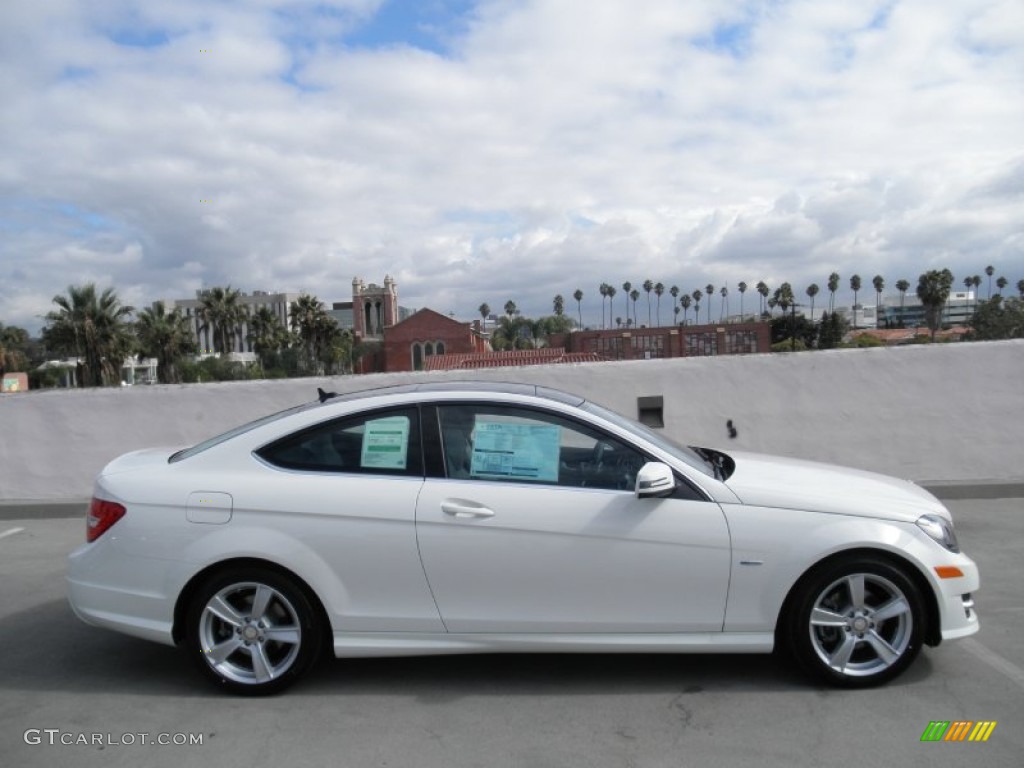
[{"left": 318, "top": 387, "right": 338, "bottom": 403}]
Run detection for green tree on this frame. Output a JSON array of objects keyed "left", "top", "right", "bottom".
[
  {"left": 996, "top": 276, "right": 1008, "bottom": 295},
  {"left": 816, "top": 311, "right": 848, "bottom": 350},
  {"left": 669, "top": 285, "right": 679, "bottom": 319},
  {"left": 135, "top": 301, "right": 196, "bottom": 383},
  {"left": 629, "top": 288, "right": 640, "bottom": 326},
  {"left": 872, "top": 275, "right": 885, "bottom": 313},
  {"left": 478, "top": 302, "right": 491, "bottom": 329},
  {"left": 42, "top": 284, "right": 135, "bottom": 387},
  {"left": 850, "top": 275, "right": 862, "bottom": 328},
  {"left": 607, "top": 285, "right": 617, "bottom": 329},
  {"left": 599, "top": 283, "right": 609, "bottom": 329},
  {"left": 0, "top": 322, "right": 31, "bottom": 377},
  {"left": 573, "top": 289, "right": 583, "bottom": 328},
  {"left": 1017, "top": 279, "right": 1024, "bottom": 299},
  {"left": 738, "top": 281, "right": 748, "bottom": 319},
  {"left": 247, "top": 306, "right": 291, "bottom": 373},
  {"left": 504, "top": 300, "right": 517, "bottom": 320},
  {"left": 895, "top": 279, "right": 910, "bottom": 327},
  {"left": 654, "top": 282, "right": 665, "bottom": 326},
  {"left": 827, "top": 272, "right": 840, "bottom": 312},
  {"left": 719, "top": 285, "right": 729, "bottom": 321},
  {"left": 552, "top": 295, "right": 564, "bottom": 317},
  {"left": 197, "top": 286, "right": 246, "bottom": 355},
  {"left": 643, "top": 279, "right": 654, "bottom": 327},
  {"left": 916, "top": 269, "right": 954, "bottom": 341},
  {"left": 968, "top": 296, "right": 1024, "bottom": 340},
  {"left": 691, "top": 289, "right": 702, "bottom": 325},
  {"left": 806, "top": 283, "right": 820, "bottom": 320},
  {"left": 290, "top": 293, "right": 346, "bottom": 374},
  {"left": 705, "top": 284, "right": 714, "bottom": 324},
  {"left": 680, "top": 293, "right": 691, "bottom": 325},
  {"left": 985, "top": 265, "right": 994, "bottom": 298},
  {"left": 756, "top": 281, "right": 769, "bottom": 317}
]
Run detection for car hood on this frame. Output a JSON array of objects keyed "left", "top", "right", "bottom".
[{"left": 722, "top": 451, "right": 949, "bottom": 523}]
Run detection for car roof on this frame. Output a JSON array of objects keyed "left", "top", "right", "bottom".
[{"left": 318, "top": 380, "right": 585, "bottom": 407}]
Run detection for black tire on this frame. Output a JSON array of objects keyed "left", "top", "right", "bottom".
[
  {"left": 185, "top": 566, "right": 323, "bottom": 695},
  {"left": 783, "top": 556, "right": 925, "bottom": 688}
]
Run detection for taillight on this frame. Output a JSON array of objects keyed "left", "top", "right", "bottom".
[{"left": 86, "top": 498, "right": 126, "bottom": 542}]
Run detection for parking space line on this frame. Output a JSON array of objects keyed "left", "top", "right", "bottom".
[
  {"left": 0, "top": 527, "right": 25, "bottom": 541},
  {"left": 961, "top": 638, "right": 1024, "bottom": 690}
]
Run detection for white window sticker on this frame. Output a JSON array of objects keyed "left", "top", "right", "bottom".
[
  {"left": 360, "top": 416, "right": 410, "bottom": 469},
  {"left": 470, "top": 421, "right": 560, "bottom": 482}
]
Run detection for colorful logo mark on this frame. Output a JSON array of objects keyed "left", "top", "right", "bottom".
[{"left": 921, "top": 721, "right": 997, "bottom": 742}]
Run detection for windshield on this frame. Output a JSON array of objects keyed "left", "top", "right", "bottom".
[
  {"left": 579, "top": 400, "right": 714, "bottom": 478},
  {"left": 168, "top": 400, "right": 322, "bottom": 463}
]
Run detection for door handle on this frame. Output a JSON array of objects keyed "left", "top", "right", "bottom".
[{"left": 441, "top": 500, "right": 495, "bottom": 519}]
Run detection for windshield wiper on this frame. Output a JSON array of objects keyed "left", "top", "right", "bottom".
[{"left": 691, "top": 447, "right": 725, "bottom": 481}]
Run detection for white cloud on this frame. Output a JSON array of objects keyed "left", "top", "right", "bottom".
[{"left": 1, "top": 0, "right": 1022, "bottom": 334}]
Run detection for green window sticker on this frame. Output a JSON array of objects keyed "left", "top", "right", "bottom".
[{"left": 360, "top": 416, "right": 410, "bottom": 470}]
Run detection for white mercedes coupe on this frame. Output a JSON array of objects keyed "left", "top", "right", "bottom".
[{"left": 68, "top": 382, "right": 979, "bottom": 694}]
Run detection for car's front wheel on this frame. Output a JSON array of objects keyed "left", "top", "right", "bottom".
[
  {"left": 785, "top": 556, "right": 925, "bottom": 687},
  {"left": 185, "top": 567, "right": 323, "bottom": 695}
]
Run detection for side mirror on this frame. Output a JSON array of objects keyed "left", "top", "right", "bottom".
[{"left": 635, "top": 462, "right": 676, "bottom": 498}]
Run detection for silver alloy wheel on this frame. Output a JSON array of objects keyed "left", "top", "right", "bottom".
[
  {"left": 198, "top": 581, "right": 302, "bottom": 685},
  {"left": 807, "top": 572, "right": 913, "bottom": 678}
]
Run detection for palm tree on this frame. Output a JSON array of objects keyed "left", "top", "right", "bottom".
[
  {"left": 996, "top": 276, "right": 1008, "bottom": 295},
  {"left": 573, "top": 289, "right": 583, "bottom": 328},
  {"left": 622, "top": 281, "right": 632, "bottom": 311},
  {"left": 738, "top": 281, "right": 748, "bottom": 319},
  {"left": 642, "top": 279, "right": 654, "bottom": 327},
  {"left": 827, "top": 272, "right": 840, "bottom": 312},
  {"left": 670, "top": 285, "right": 680, "bottom": 320},
  {"left": 552, "top": 295, "right": 564, "bottom": 318},
  {"left": 598, "top": 283, "right": 609, "bottom": 329},
  {"left": 917, "top": 269, "right": 954, "bottom": 341},
  {"left": 478, "top": 302, "right": 491, "bottom": 329},
  {"left": 963, "top": 276, "right": 974, "bottom": 316},
  {"left": 705, "top": 284, "right": 714, "bottom": 324},
  {"left": 654, "top": 282, "right": 665, "bottom": 326},
  {"left": 504, "top": 300, "right": 517, "bottom": 320},
  {"left": 197, "top": 286, "right": 246, "bottom": 355},
  {"left": 756, "top": 281, "right": 769, "bottom": 318},
  {"left": 247, "top": 306, "right": 289, "bottom": 373},
  {"left": 806, "top": 284, "right": 819, "bottom": 320},
  {"left": 872, "top": 274, "right": 884, "bottom": 310},
  {"left": 607, "top": 285, "right": 617, "bottom": 328},
  {"left": 136, "top": 301, "right": 196, "bottom": 383},
  {"left": 849, "top": 275, "right": 862, "bottom": 327},
  {"left": 680, "top": 294, "right": 691, "bottom": 325},
  {"left": 42, "top": 283, "right": 135, "bottom": 387},
  {"left": 1018, "top": 279, "right": 1024, "bottom": 299},
  {"left": 719, "top": 285, "right": 729, "bottom": 321},
  {"left": 895, "top": 279, "right": 910, "bottom": 327},
  {"left": 985, "top": 265, "right": 994, "bottom": 298},
  {"left": 291, "top": 293, "right": 330, "bottom": 373},
  {"left": 629, "top": 288, "right": 640, "bottom": 326},
  {"left": 691, "top": 289, "right": 702, "bottom": 325}
]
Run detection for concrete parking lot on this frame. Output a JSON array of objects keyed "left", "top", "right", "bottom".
[{"left": 1, "top": 498, "right": 1021, "bottom": 768}]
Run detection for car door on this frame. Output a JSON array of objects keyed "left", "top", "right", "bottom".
[
  {"left": 415, "top": 403, "right": 732, "bottom": 634},
  {"left": 249, "top": 406, "right": 443, "bottom": 632}
]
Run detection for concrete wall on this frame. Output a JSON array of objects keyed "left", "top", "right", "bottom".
[{"left": 2, "top": 340, "right": 1022, "bottom": 502}]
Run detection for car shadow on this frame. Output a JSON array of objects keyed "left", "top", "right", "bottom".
[{"left": 0, "top": 598, "right": 935, "bottom": 698}]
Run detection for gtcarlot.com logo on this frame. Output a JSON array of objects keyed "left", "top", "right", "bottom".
[
  {"left": 24, "top": 729, "right": 203, "bottom": 747},
  {"left": 921, "top": 721, "right": 997, "bottom": 742}
]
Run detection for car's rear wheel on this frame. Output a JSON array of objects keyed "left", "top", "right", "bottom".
[
  {"left": 785, "top": 556, "right": 925, "bottom": 687},
  {"left": 185, "top": 567, "right": 322, "bottom": 695}
]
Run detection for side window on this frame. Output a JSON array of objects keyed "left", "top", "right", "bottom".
[
  {"left": 257, "top": 407, "right": 422, "bottom": 476},
  {"left": 437, "top": 405, "right": 645, "bottom": 491}
]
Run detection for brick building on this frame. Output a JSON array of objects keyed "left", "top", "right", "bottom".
[
  {"left": 380, "top": 308, "right": 490, "bottom": 372},
  {"left": 549, "top": 321, "right": 771, "bottom": 360}
]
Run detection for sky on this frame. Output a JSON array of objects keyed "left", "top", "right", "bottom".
[{"left": 1, "top": 0, "right": 1022, "bottom": 334}]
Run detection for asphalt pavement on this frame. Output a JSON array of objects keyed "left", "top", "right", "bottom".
[{"left": 0, "top": 498, "right": 1021, "bottom": 768}]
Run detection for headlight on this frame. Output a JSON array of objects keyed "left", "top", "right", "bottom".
[{"left": 916, "top": 514, "right": 960, "bottom": 553}]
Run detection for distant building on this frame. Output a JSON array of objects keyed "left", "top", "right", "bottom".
[
  {"left": 169, "top": 290, "right": 300, "bottom": 354},
  {"left": 380, "top": 308, "right": 490, "bottom": 373},
  {"left": 876, "top": 290, "right": 977, "bottom": 329}
]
